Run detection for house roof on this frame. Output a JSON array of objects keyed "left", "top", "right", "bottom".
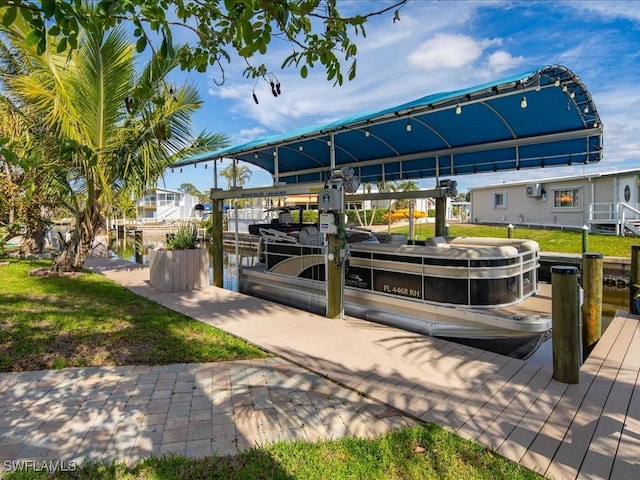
[
  {"left": 470, "top": 168, "right": 640, "bottom": 190},
  {"left": 175, "top": 65, "right": 602, "bottom": 186}
]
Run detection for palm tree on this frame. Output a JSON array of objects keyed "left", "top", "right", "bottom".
[
  {"left": 219, "top": 163, "right": 252, "bottom": 188},
  {"left": 395, "top": 180, "right": 420, "bottom": 210},
  {"left": 0, "top": 5, "right": 227, "bottom": 271}
]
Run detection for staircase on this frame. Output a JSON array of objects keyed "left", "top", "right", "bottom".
[{"left": 588, "top": 202, "right": 640, "bottom": 236}]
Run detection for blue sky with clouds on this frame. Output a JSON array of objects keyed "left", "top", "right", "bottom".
[{"left": 160, "top": 0, "right": 640, "bottom": 195}]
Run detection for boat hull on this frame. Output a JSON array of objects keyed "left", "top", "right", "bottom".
[
  {"left": 239, "top": 267, "right": 551, "bottom": 343},
  {"left": 240, "top": 235, "right": 552, "bottom": 356}
]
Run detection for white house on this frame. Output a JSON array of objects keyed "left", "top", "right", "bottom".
[
  {"left": 136, "top": 187, "right": 200, "bottom": 221},
  {"left": 469, "top": 168, "right": 640, "bottom": 235}
]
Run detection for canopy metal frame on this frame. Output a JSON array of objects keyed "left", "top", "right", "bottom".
[{"left": 177, "top": 65, "right": 602, "bottom": 197}]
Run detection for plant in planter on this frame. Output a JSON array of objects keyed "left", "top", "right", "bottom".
[
  {"left": 165, "top": 222, "right": 198, "bottom": 250},
  {"left": 149, "top": 223, "right": 208, "bottom": 292}
]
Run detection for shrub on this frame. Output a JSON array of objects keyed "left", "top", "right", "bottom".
[{"left": 166, "top": 223, "right": 198, "bottom": 250}]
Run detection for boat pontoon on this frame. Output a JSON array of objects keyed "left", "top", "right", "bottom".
[{"left": 240, "top": 226, "right": 552, "bottom": 357}]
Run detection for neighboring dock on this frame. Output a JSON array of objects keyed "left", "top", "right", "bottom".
[{"left": 81, "top": 257, "right": 639, "bottom": 479}]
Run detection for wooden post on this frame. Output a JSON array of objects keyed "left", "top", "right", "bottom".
[
  {"left": 630, "top": 245, "right": 640, "bottom": 314},
  {"left": 582, "top": 252, "right": 603, "bottom": 358},
  {"left": 552, "top": 266, "right": 581, "bottom": 384},
  {"left": 435, "top": 197, "right": 446, "bottom": 236},
  {"left": 134, "top": 230, "right": 143, "bottom": 264},
  {"left": 581, "top": 225, "right": 589, "bottom": 253},
  {"left": 211, "top": 198, "right": 224, "bottom": 288}
]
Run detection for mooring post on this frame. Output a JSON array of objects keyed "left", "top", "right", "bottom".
[
  {"left": 552, "top": 265, "right": 581, "bottom": 384},
  {"left": 210, "top": 197, "right": 224, "bottom": 288},
  {"left": 630, "top": 245, "right": 640, "bottom": 314},
  {"left": 582, "top": 253, "right": 603, "bottom": 359},
  {"left": 581, "top": 225, "right": 589, "bottom": 253},
  {"left": 134, "top": 230, "right": 143, "bottom": 264},
  {"left": 507, "top": 224, "right": 514, "bottom": 238}
]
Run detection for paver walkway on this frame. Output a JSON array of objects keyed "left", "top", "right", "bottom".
[{"left": 0, "top": 359, "right": 413, "bottom": 472}]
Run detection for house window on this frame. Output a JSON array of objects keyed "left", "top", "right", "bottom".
[
  {"left": 554, "top": 188, "right": 580, "bottom": 208},
  {"left": 494, "top": 192, "right": 506, "bottom": 209}
]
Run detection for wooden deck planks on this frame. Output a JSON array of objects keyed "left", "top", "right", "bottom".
[
  {"left": 477, "top": 364, "right": 553, "bottom": 453},
  {"left": 545, "top": 315, "right": 638, "bottom": 479},
  {"left": 455, "top": 361, "right": 543, "bottom": 443},
  {"left": 439, "top": 357, "right": 527, "bottom": 435},
  {"left": 519, "top": 315, "right": 626, "bottom": 475},
  {"left": 580, "top": 315, "right": 640, "bottom": 479}
]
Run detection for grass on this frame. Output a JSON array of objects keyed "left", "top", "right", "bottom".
[
  {"left": 0, "top": 259, "right": 266, "bottom": 372},
  {"left": 3, "top": 425, "right": 543, "bottom": 480},
  {"left": 396, "top": 223, "right": 640, "bottom": 257}
]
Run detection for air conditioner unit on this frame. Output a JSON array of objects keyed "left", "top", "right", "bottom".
[{"left": 526, "top": 183, "right": 542, "bottom": 198}]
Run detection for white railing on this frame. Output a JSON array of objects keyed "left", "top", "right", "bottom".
[
  {"left": 226, "top": 208, "right": 267, "bottom": 221},
  {"left": 588, "top": 202, "right": 640, "bottom": 221},
  {"left": 588, "top": 202, "right": 640, "bottom": 235}
]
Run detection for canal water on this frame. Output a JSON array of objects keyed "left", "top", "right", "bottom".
[{"left": 109, "top": 235, "right": 629, "bottom": 367}]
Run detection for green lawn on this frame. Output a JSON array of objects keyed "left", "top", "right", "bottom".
[
  {"left": 397, "top": 223, "right": 640, "bottom": 257},
  {"left": 4, "top": 425, "right": 543, "bottom": 480},
  {"left": 0, "top": 260, "right": 266, "bottom": 372}
]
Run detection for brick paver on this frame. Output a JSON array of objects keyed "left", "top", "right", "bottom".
[{"left": 0, "top": 358, "right": 415, "bottom": 472}]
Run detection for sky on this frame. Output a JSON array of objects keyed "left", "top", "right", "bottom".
[{"left": 159, "top": 0, "right": 640, "bottom": 195}]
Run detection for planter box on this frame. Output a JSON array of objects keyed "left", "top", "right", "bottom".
[{"left": 148, "top": 248, "right": 209, "bottom": 292}]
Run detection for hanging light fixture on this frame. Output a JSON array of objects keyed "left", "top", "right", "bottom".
[
  {"left": 583, "top": 105, "right": 589, "bottom": 114},
  {"left": 569, "top": 90, "right": 575, "bottom": 99},
  {"left": 364, "top": 129, "right": 370, "bottom": 137},
  {"left": 406, "top": 119, "right": 412, "bottom": 132},
  {"left": 204, "top": 163, "right": 208, "bottom": 169},
  {"left": 455, "top": 103, "right": 462, "bottom": 115},
  {"left": 562, "top": 83, "right": 568, "bottom": 92},
  {"left": 520, "top": 95, "right": 528, "bottom": 109},
  {"left": 298, "top": 145, "right": 304, "bottom": 152},
  {"left": 554, "top": 78, "right": 561, "bottom": 87}
]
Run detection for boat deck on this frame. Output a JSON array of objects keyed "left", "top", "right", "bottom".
[{"left": 85, "top": 257, "right": 640, "bottom": 479}]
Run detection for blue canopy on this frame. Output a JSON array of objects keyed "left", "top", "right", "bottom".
[{"left": 176, "top": 65, "right": 602, "bottom": 186}]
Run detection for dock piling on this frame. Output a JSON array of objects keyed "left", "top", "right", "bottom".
[
  {"left": 630, "top": 245, "right": 640, "bottom": 315},
  {"left": 581, "top": 253, "right": 603, "bottom": 359},
  {"left": 552, "top": 265, "right": 581, "bottom": 384}
]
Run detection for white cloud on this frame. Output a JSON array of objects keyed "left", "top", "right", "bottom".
[
  {"left": 407, "top": 34, "right": 485, "bottom": 71},
  {"left": 232, "top": 127, "right": 267, "bottom": 144},
  {"left": 574, "top": 1, "right": 640, "bottom": 23},
  {"left": 485, "top": 50, "right": 525, "bottom": 74}
]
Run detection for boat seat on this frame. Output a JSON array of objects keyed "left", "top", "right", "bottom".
[
  {"left": 278, "top": 211, "right": 293, "bottom": 224},
  {"left": 425, "top": 236, "right": 450, "bottom": 248},
  {"left": 299, "top": 226, "right": 323, "bottom": 246}
]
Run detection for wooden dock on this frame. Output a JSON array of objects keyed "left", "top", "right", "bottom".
[{"left": 86, "top": 257, "right": 640, "bottom": 479}]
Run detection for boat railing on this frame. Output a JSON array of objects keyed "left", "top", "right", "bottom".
[{"left": 258, "top": 228, "right": 299, "bottom": 244}]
